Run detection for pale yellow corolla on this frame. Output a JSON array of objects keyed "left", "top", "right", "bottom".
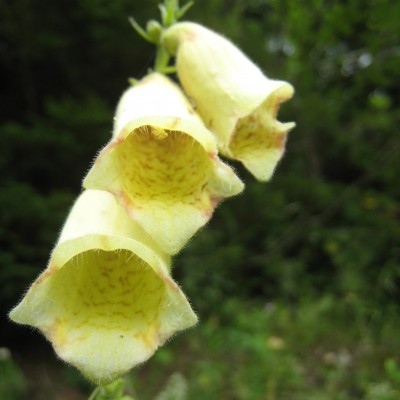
[
  {"left": 162, "top": 22, "right": 296, "bottom": 181},
  {"left": 83, "top": 73, "right": 244, "bottom": 255},
  {"left": 9, "top": 190, "right": 197, "bottom": 384}
]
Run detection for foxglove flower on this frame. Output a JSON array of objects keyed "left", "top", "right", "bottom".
[
  {"left": 9, "top": 190, "right": 197, "bottom": 384},
  {"left": 162, "top": 22, "right": 296, "bottom": 181},
  {"left": 83, "top": 73, "right": 244, "bottom": 255}
]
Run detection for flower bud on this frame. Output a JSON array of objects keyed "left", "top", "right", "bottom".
[
  {"left": 146, "top": 20, "right": 162, "bottom": 43},
  {"left": 162, "top": 22, "right": 296, "bottom": 181},
  {"left": 83, "top": 73, "right": 244, "bottom": 255},
  {"left": 9, "top": 190, "right": 197, "bottom": 384}
]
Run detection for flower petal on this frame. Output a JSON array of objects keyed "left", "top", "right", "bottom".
[
  {"left": 84, "top": 74, "right": 244, "bottom": 254},
  {"left": 230, "top": 84, "right": 296, "bottom": 181},
  {"left": 163, "top": 22, "right": 295, "bottom": 181},
  {"left": 9, "top": 190, "right": 197, "bottom": 384}
]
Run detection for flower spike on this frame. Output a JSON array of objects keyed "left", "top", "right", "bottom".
[
  {"left": 83, "top": 73, "right": 244, "bottom": 255},
  {"left": 9, "top": 190, "right": 197, "bottom": 384},
  {"left": 162, "top": 22, "right": 296, "bottom": 181}
]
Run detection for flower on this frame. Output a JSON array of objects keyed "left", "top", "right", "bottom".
[
  {"left": 83, "top": 73, "right": 244, "bottom": 255},
  {"left": 162, "top": 22, "right": 296, "bottom": 182},
  {"left": 9, "top": 190, "right": 197, "bottom": 384}
]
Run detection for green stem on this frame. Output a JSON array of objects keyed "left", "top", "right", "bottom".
[
  {"left": 88, "top": 386, "right": 100, "bottom": 400},
  {"left": 129, "top": 0, "right": 194, "bottom": 75},
  {"left": 154, "top": 45, "right": 171, "bottom": 73}
]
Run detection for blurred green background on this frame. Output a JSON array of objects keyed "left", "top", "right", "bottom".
[{"left": 1, "top": 0, "right": 399, "bottom": 399}]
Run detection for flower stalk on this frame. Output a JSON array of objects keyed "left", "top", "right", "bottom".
[
  {"left": 9, "top": 0, "right": 296, "bottom": 393},
  {"left": 129, "top": 0, "right": 193, "bottom": 74}
]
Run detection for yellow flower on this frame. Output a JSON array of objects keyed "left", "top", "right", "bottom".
[
  {"left": 162, "top": 22, "right": 296, "bottom": 182},
  {"left": 83, "top": 73, "right": 244, "bottom": 255},
  {"left": 9, "top": 190, "right": 197, "bottom": 384}
]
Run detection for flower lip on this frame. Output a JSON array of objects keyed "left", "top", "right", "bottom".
[{"left": 229, "top": 82, "right": 296, "bottom": 181}]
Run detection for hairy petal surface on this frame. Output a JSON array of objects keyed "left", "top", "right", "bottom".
[
  {"left": 84, "top": 74, "right": 244, "bottom": 254},
  {"left": 9, "top": 190, "right": 197, "bottom": 384},
  {"left": 163, "top": 22, "right": 295, "bottom": 181}
]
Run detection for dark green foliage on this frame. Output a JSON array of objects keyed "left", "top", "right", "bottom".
[
  {"left": 0, "top": 349, "right": 26, "bottom": 400},
  {"left": 0, "top": 0, "right": 399, "bottom": 398},
  {"left": 130, "top": 296, "right": 400, "bottom": 400}
]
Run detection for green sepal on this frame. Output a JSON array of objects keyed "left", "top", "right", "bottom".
[
  {"left": 90, "top": 378, "right": 135, "bottom": 400},
  {"left": 177, "top": 1, "right": 194, "bottom": 19},
  {"left": 128, "top": 17, "right": 155, "bottom": 44}
]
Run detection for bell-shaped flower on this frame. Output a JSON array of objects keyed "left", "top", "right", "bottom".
[
  {"left": 83, "top": 73, "right": 244, "bottom": 255},
  {"left": 9, "top": 190, "right": 197, "bottom": 384},
  {"left": 162, "top": 22, "right": 296, "bottom": 182}
]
